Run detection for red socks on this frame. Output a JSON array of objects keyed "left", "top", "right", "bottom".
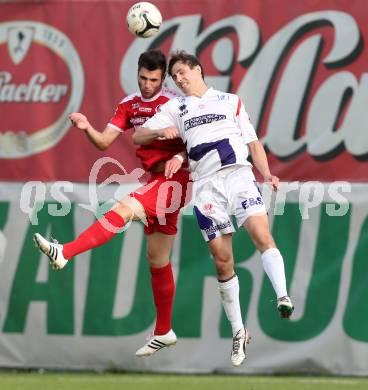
[
  {"left": 151, "top": 263, "right": 175, "bottom": 335},
  {"left": 63, "top": 210, "right": 125, "bottom": 259},
  {"left": 62, "top": 209, "right": 174, "bottom": 336}
]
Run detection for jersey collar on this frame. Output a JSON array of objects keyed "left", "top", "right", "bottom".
[
  {"left": 197, "top": 87, "right": 214, "bottom": 99},
  {"left": 140, "top": 89, "right": 162, "bottom": 102}
]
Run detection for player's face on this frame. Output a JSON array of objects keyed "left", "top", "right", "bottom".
[
  {"left": 171, "top": 61, "right": 201, "bottom": 95},
  {"left": 137, "top": 67, "right": 164, "bottom": 99}
]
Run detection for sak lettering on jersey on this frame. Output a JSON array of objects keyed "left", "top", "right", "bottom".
[{"left": 184, "top": 114, "right": 226, "bottom": 131}]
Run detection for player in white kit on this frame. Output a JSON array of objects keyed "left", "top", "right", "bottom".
[{"left": 133, "top": 51, "right": 294, "bottom": 367}]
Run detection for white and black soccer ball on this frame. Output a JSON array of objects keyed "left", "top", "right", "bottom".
[{"left": 126, "top": 2, "right": 162, "bottom": 38}]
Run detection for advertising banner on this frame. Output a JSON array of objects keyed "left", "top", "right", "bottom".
[
  {"left": 0, "top": 0, "right": 367, "bottom": 182},
  {"left": 1, "top": 0, "right": 368, "bottom": 375},
  {"left": 0, "top": 183, "right": 367, "bottom": 374}
]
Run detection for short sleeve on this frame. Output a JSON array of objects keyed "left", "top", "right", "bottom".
[
  {"left": 236, "top": 99, "right": 258, "bottom": 144},
  {"left": 109, "top": 102, "right": 131, "bottom": 131},
  {"left": 143, "top": 100, "right": 177, "bottom": 130}
]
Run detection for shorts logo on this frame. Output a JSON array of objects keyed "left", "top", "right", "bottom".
[
  {"left": 241, "top": 196, "right": 264, "bottom": 210},
  {"left": 203, "top": 203, "right": 215, "bottom": 215},
  {"left": 0, "top": 21, "right": 84, "bottom": 159},
  {"left": 204, "top": 220, "right": 231, "bottom": 235},
  {"left": 184, "top": 114, "right": 226, "bottom": 131}
]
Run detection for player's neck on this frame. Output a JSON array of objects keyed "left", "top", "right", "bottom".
[{"left": 188, "top": 82, "right": 208, "bottom": 98}]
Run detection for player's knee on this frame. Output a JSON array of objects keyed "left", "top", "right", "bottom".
[
  {"left": 252, "top": 232, "right": 275, "bottom": 252},
  {"left": 213, "top": 252, "right": 233, "bottom": 275},
  {"left": 113, "top": 203, "right": 135, "bottom": 221},
  {"left": 146, "top": 247, "right": 157, "bottom": 263},
  {"left": 146, "top": 250, "right": 168, "bottom": 267}
]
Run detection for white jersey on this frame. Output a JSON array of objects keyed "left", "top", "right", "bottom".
[{"left": 143, "top": 87, "right": 258, "bottom": 180}]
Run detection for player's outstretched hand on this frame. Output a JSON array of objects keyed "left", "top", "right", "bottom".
[
  {"left": 69, "top": 112, "right": 90, "bottom": 131},
  {"left": 165, "top": 155, "right": 183, "bottom": 179},
  {"left": 265, "top": 174, "right": 280, "bottom": 191},
  {"left": 158, "top": 126, "right": 179, "bottom": 140}
]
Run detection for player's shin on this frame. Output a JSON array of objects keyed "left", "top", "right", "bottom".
[
  {"left": 218, "top": 274, "right": 244, "bottom": 336},
  {"left": 62, "top": 210, "right": 126, "bottom": 259},
  {"left": 261, "top": 247, "right": 288, "bottom": 298},
  {"left": 151, "top": 263, "right": 175, "bottom": 335}
]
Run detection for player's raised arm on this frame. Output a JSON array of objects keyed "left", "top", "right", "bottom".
[
  {"left": 69, "top": 112, "right": 120, "bottom": 151},
  {"left": 133, "top": 125, "right": 179, "bottom": 145}
]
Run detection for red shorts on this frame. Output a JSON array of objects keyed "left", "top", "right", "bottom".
[{"left": 130, "top": 169, "right": 191, "bottom": 235}]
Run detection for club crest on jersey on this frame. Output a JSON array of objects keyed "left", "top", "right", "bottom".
[
  {"left": 179, "top": 103, "right": 188, "bottom": 117},
  {"left": 132, "top": 103, "right": 140, "bottom": 109}
]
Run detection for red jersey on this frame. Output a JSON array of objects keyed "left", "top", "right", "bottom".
[{"left": 108, "top": 87, "right": 185, "bottom": 171}]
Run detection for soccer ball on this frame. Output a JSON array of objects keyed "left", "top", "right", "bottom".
[{"left": 126, "top": 2, "right": 162, "bottom": 38}]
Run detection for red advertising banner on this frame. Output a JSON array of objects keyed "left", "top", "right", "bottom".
[{"left": 0, "top": 0, "right": 367, "bottom": 182}]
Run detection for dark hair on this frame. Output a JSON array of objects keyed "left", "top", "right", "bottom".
[
  {"left": 168, "top": 51, "right": 204, "bottom": 79},
  {"left": 138, "top": 49, "right": 167, "bottom": 78}
]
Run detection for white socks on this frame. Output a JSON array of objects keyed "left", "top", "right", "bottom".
[
  {"left": 218, "top": 275, "right": 244, "bottom": 336},
  {"left": 261, "top": 247, "right": 288, "bottom": 298}
]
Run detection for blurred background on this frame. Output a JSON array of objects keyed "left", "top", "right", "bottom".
[{"left": 0, "top": 0, "right": 367, "bottom": 378}]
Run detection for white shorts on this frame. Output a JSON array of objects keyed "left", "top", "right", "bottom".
[{"left": 192, "top": 166, "right": 267, "bottom": 242}]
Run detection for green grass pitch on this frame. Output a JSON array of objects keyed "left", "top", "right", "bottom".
[{"left": 1, "top": 373, "right": 368, "bottom": 390}]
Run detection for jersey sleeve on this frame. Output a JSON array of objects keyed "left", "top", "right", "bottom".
[
  {"left": 108, "top": 101, "right": 131, "bottom": 131},
  {"left": 235, "top": 98, "right": 258, "bottom": 144},
  {"left": 143, "top": 100, "right": 177, "bottom": 130}
]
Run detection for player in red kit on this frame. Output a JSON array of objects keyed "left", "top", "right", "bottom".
[{"left": 33, "top": 50, "right": 190, "bottom": 356}]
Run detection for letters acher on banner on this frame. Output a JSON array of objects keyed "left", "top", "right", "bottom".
[{"left": 0, "top": 21, "right": 84, "bottom": 159}]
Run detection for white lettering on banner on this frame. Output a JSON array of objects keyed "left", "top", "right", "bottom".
[
  {"left": 121, "top": 11, "right": 368, "bottom": 160},
  {"left": 0, "top": 21, "right": 84, "bottom": 159},
  {"left": 2, "top": 183, "right": 368, "bottom": 374},
  {"left": 0, "top": 72, "right": 68, "bottom": 103}
]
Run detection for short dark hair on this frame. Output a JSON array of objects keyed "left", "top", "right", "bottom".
[
  {"left": 138, "top": 49, "right": 167, "bottom": 77},
  {"left": 168, "top": 51, "right": 204, "bottom": 79}
]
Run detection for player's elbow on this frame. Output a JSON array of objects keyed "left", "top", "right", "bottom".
[
  {"left": 95, "top": 138, "right": 110, "bottom": 150},
  {"left": 247, "top": 140, "right": 261, "bottom": 156},
  {"left": 132, "top": 133, "right": 141, "bottom": 145},
  {"left": 97, "top": 143, "right": 108, "bottom": 151}
]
